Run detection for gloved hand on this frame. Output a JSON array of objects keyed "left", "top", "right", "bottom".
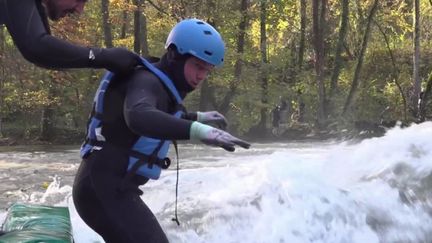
[
  {"left": 190, "top": 122, "right": 251, "bottom": 152},
  {"left": 197, "top": 111, "right": 228, "bottom": 130},
  {"left": 90, "top": 47, "right": 141, "bottom": 74}
]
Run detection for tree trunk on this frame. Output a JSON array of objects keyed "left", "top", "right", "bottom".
[
  {"left": 419, "top": 71, "right": 432, "bottom": 122},
  {"left": 120, "top": 0, "right": 129, "bottom": 39},
  {"left": 298, "top": 0, "right": 306, "bottom": 70},
  {"left": 342, "top": 0, "right": 379, "bottom": 116},
  {"left": 412, "top": 0, "right": 421, "bottom": 117},
  {"left": 198, "top": 18, "right": 217, "bottom": 111},
  {"left": 217, "top": 0, "right": 249, "bottom": 115},
  {"left": 40, "top": 74, "right": 56, "bottom": 141},
  {"left": 354, "top": 0, "right": 365, "bottom": 55},
  {"left": 258, "top": 0, "right": 269, "bottom": 132},
  {"left": 133, "top": 0, "right": 142, "bottom": 54},
  {"left": 140, "top": 4, "right": 149, "bottom": 56},
  {"left": 375, "top": 21, "right": 407, "bottom": 121},
  {"left": 0, "top": 26, "right": 5, "bottom": 137},
  {"left": 312, "top": 0, "right": 327, "bottom": 125},
  {"left": 199, "top": 80, "right": 213, "bottom": 111},
  {"left": 329, "top": 0, "right": 349, "bottom": 99},
  {"left": 101, "top": 0, "right": 113, "bottom": 48},
  {"left": 40, "top": 106, "right": 55, "bottom": 141}
]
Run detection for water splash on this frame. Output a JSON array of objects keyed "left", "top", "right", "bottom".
[{"left": 2, "top": 123, "right": 432, "bottom": 242}]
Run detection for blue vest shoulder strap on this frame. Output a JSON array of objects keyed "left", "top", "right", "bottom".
[{"left": 140, "top": 57, "right": 183, "bottom": 105}]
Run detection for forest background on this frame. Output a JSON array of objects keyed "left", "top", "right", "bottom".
[{"left": 0, "top": 0, "right": 432, "bottom": 144}]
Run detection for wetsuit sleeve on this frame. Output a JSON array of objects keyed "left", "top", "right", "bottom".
[
  {"left": 3, "top": 0, "right": 92, "bottom": 69},
  {"left": 182, "top": 112, "right": 198, "bottom": 121},
  {"left": 124, "top": 71, "right": 193, "bottom": 140}
]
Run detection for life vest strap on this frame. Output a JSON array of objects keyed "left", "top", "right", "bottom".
[
  {"left": 85, "top": 139, "right": 170, "bottom": 169},
  {"left": 85, "top": 138, "right": 105, "bottom": 148},
  {"left": 175, "top": 103, "right": 187, "bottom": 113},
  {"left": 93, "top": 112, "right": 104, "bottom": 120},
  {"left": 171, "top": 140, "right": 181, "bottom": 226},
  {"left": 118, "top": 140, "right": 169, "bottom": 193}
]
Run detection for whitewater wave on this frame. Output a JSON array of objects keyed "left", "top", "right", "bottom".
[{"left": 2, "top": 122, "right": 432, "bottom": 242}]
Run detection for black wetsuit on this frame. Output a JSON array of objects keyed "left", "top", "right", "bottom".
[
  {"left": 0, "top": 0, "right": 139, "bottom": 71},
  {"left": 72, "top": 53, "right": 195, "bottom": 243},
  {"left": 0, "top": 0, "right": 96, "bottom": 68}
]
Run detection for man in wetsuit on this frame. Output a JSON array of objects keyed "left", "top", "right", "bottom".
[
  {"left": 0, "top": 0, "right": 140, "bottom": 73},
  {"left": 73, "top": 18, "right": 250, "bottom": 242}
]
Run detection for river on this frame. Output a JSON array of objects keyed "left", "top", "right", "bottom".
[{"left": 1, "top": 122, "right": 432, "bottom": 242}]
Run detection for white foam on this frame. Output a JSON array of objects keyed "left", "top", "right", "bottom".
[
  {"left": 145, "top": 122, "right": 432, "bottom": 242},
  {"left": 2, "top": 122, "right": 432, "bottom": 242}
]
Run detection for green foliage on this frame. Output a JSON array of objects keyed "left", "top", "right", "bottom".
[{"left": 2, "top": 0, "right": 432, "bottom": 142}]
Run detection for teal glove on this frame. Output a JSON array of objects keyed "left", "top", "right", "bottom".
[
  {"left": 197, "top": 111, "right": 228, "bottom": 130},
  {"left": 190, "top": 122, "right": 251, "bottom": 152}
]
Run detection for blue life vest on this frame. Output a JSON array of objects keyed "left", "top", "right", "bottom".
[{"left": 80, "top": 57, "right": 184, "bottom": 180}]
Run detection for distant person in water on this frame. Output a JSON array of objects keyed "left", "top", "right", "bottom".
[
  {"left": 279, "top": 100, "right": 291, "bottom": 124},
  {"left": 272, "top": 104, "right": 281, "bottom": 129},
  {"left": 73, "top": 19, "right": 251, "bottom": 242}
]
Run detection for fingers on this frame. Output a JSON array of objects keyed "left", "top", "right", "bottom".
[
  {"left": 214, "top": 112, "right": 228, "bottom": 124},
  {"left": 233, "top": 139, "right": 251, "bottom": 149},
  {"left": 227, "top": 135, "right": 250, "bottom": 149},
  {"left": 209, "top": 112, "right": 228, "bottom": 130},
  {"left": 215, "top": 119, "right": 228, "bottom": 130},
  {"left": 219, "top": 133, "right": 250, "bottom": 150},
  {"left": 218, "top": 117, "right": 228, "bottom": 129},
  {"left": 200, "top": 126, "right": 251, "bottom": 151},
  {"left": 220, "top": 143, "right": 235, "bottom": 152}
]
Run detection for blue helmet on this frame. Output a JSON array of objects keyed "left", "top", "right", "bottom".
[{"left": 165, "top": 18, "right": 225, "bottom": 66}]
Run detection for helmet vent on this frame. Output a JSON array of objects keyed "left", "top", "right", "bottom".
[
  {"left": 196, "top": 21, "right": 205, "bottom": 25},
  {"left": 204, "top": 50, "right": 213, "bottom": 56},
  {"left": 204, "top": 30, "right": 212, "bottom": 35}
]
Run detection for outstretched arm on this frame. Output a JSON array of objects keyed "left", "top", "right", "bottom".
[
  {"left": 124, "top": 70, "right": 251, "bottom": 151},
  {"left": 124, "top": 71, "right": 193, "bottom": 140},
  {"left": 3, "top": 0, "right": 139, "bottom": 72}
]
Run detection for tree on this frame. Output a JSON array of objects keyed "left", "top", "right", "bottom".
[
  {"left": 257, "top": 0, "right": 269, "bottom": 132},
  {"left": 120, "top": 0, "right": 129, "bottom": 39},
  {"left": 342, "top": 0, "right": 379, "bottom": 116},
  {"left": 329, "top": 0, "right": 349, "bottom": 103},
  {"left": 419, "top": 71, "right": 432, "bottom": 122},
  {"left": 298, "top": 0, "right": 307, "bottom": 70},
  {"left": 101, "top": 0, "right": 113, "bottom": 48},
  {"left": 0, "top": 26, "right": 5, "bottom": 137},
  {"left": 133, "top": 0, "right": 142, "bottom": 54},
  {"left": 412, "top": 0, "right": 421, "bottom": 117},
  {"left": 217, "top": 0, "right": 249, "bottom": 115},
  {"left": 40, "top": 73, "right": 57, "bottom": 141},
  {"left": 374, "top": 21, "right": 407, "bottom": 122},
  {"left": 312, "top": 0, "right": 327, "bottom": 124},
  {"left": 140, "top": 3, "right": 149, "bottom": 56}
]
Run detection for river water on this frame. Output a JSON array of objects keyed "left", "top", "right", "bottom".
[{"left": 1, "top": 122, "right": 432, "bottom": 243}]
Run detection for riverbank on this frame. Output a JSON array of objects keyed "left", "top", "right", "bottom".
[
  {"left": 0, "top": 128, "right": 84, "bottom": 146},
  {"left": 244, "top": 120, "right": 398, "bottom": 143},
  {"left": 0, "top": 120, "right": 404, "bottom": 147}
]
